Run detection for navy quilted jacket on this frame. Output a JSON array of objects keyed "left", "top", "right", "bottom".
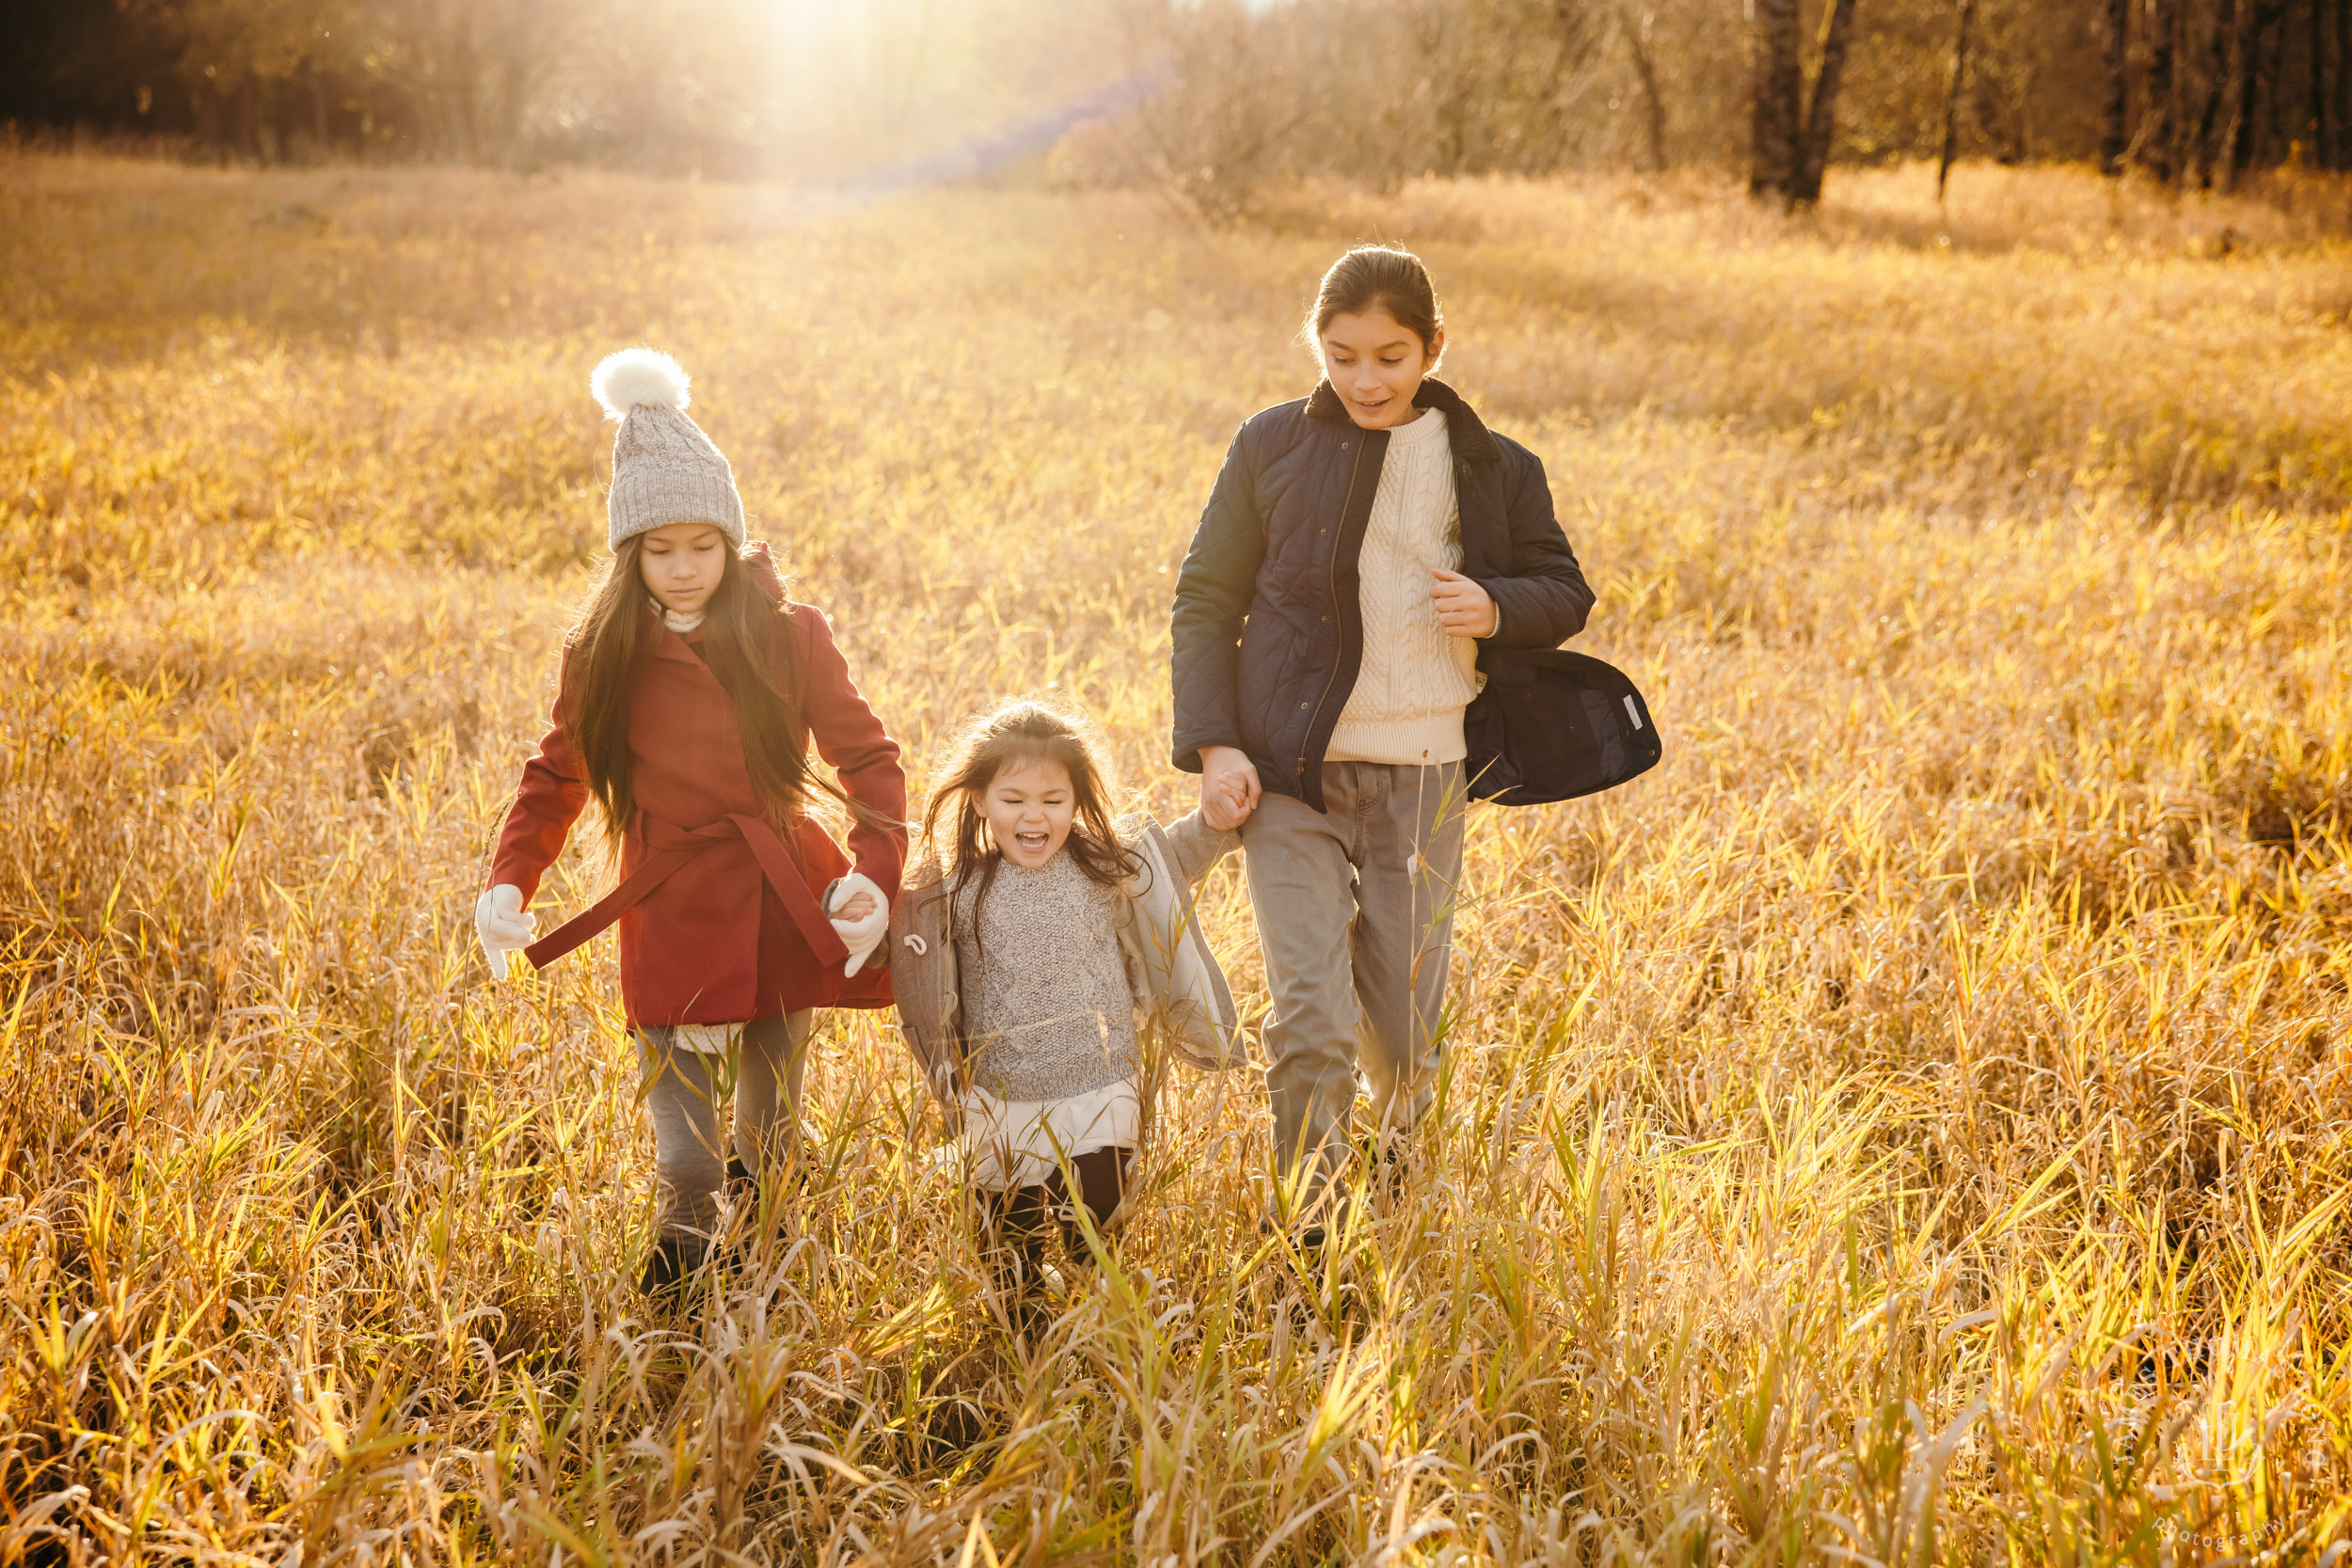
[{"left": 1170, "top": 378, "right": 1596, "bottom": 812}]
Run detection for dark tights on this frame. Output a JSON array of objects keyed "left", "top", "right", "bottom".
[{"left": 982, "top": 1147, "right": 1131, "bottom": 1298}]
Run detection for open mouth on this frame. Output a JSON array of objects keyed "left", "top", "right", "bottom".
[{"left": 1013, "top": 830, "right": 1050, "bottom": 854}]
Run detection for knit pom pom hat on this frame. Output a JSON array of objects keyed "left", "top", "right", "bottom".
[{"left": 591, "top": 348, "right": 745, "bottom": 549}]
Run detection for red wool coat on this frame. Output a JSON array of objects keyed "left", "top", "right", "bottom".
[{"left": 490, "top": 546, "right": 906, "bottom": 1025}]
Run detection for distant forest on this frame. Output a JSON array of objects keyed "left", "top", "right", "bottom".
[{"left": 3, "top": 0, "right": 2346, "bottom": 207}]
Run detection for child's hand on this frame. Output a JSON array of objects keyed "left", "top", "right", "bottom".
[
  {"left": 1200, "top": 746, "right": 1260, "bottom": 831},
  {"left": 475, "top": 883, "right": 536, "bottom": 980},
  {"left": 1213, "top": 772, "right": 1251, "bottom": 821},
  {"left": 827, "top": 871, "right": 889, "bottom": 976},
  {"left": 1433, "top": 569, "right": 1498, "bottom": 638}
]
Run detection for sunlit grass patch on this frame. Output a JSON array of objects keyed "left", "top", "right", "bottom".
[{"left": 2, "top": 149, "right": 2348, "bottom": 1562}]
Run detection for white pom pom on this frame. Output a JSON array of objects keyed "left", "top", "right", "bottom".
[{"left": 590, "top": 347, "right": 691, "bottom": 418}]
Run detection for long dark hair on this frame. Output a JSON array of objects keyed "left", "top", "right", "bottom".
[
  {"left": 563, "top": 534, "right": 843, "bottom": 852},
  {"left": 1300, "top": 244, "right": 1445, "bottom": 356},
  {"left": 920, "top": 701, "right": 1138, "bottom": 936}
]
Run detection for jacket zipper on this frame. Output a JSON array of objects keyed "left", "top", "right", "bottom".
[{"left": 1299, "top": 431, "right": 1371, "bottom": 795}]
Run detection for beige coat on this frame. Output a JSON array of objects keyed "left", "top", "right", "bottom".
[{"left": 887, "top": 810, "right": 1243, "bottom": 1127}]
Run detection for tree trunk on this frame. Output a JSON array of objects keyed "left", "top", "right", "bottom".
[
  {"left": 192, "top": 85, "right": 223, "bottom": 160},
  {"left": 1749, "top": 0, "right": 1802, "bottom": 198},
  {"left": 1790, "top": 0, "right": 1859, "bottom": 204},
  {"left": 2310, "top": 0, "right": 2329, "bottom": 166},
  {"left": 2192, "top": 0, "right": 2240, "bottom": 184},
  {"left": 2226, "top": 0, "right": 2285, "bottom": 180},
  {"left": 256, "top": 80, "right": 280, "bottom": 164},
  {"left": 2099, "top": 0, "right": 2130, "bottom": 173},
  {"left": 2337, "top": 0, "right": 2352, "bottom": 167},
  {"left": 1544, "top": 0, "right": 1601, "bottom": 171},
  {"left": 1938, "top": 0, "right": 1977, "bottom": 197},
  {"left": 452, "top": 11, "right": 481, "bottom": 164},
  {"left": 1625, "top": 6, "right": 1669, "bottom": 171},
  {"left": 236, "top": 82, "right": 259, "bottom": 162},
  {"left": 2144, "top": 0, "right": 2177, "bottom": 181}
]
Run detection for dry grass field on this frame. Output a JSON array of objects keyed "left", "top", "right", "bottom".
[{"left": 3, "top": 148, "right": 2351, "bottom": 1563}]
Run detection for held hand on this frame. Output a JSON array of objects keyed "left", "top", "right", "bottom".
[
  {"left": 1199, "top": 745, "right": 1262, "bottom": 831},
  {"left": 1433, "top": 569, "right": 1498, "bottom": 639},
  {"left": 828, "top": 871, "right": 889, "bottom": 976},
  {"left": 475, "top": 883, "right": 536, "bottom": 980}
]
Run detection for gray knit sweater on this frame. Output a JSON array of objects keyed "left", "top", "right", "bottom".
[{"left": 953, "top": 852, "right": 1138, "bottom": 1102}]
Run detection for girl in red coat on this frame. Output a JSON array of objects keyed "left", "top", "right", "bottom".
[{"left": 476, "top": 348, "right": 907, "bottom": 1298}]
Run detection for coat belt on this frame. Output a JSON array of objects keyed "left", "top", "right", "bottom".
[{"left": 522, "top": 812, "right": 850, "bottom": 973}]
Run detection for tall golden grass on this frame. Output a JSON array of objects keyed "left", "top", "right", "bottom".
[{"left": 3, "top": 149, "right": 2349, "bottom": 1563}]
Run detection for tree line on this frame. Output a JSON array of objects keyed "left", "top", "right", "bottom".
[{"left": 3, "top": 0, "right": 2344, "bottom": 204}]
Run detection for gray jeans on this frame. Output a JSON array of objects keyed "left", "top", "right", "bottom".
[
  {"left": 637, "top": 1012, "right": 813, "bottom": 1240},
  {"left": 1241, "top": 760, "right": 1467, "bottom": 1196}
]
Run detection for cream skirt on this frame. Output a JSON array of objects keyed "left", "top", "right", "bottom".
[{"left": 955, "top": 1077, "right": 1140, "bottom": 1191}]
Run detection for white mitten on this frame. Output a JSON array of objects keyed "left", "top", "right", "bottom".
[
  {"left": 827, "top": 871, "right": 888, "bottom": 977},
  {"left": 475, "top": 883, "right": 536, "bottom": 980}
]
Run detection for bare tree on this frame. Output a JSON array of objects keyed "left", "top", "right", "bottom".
[
  {"left": 1537, "top": 0, "right": 1609, "bottom": 166},
  {"left": 2310, "top": 0, "right": 2329, "bottom": 165},
  {"left": 1749, "top": 0, "right": 1858, "bottom": 207},
  {"left": 2222, "top": 0, "right": 2285, "bottom": 182},
  {"left": 1748, "top": 0, "right": 1803, "bottom": 197},
  {"left": 130, "top": 0, "right": 329, "bottom": 159},
  {"left": 1624, "top": 4, "right": 1670, "bottom": 170},
  {"left": 1789, "top": 0, "right": 1857, "bottom": 203},
  {"left": 1116, "top": 0, "right": 1311, "bottom": 221},
  {"left": 2098, "top": 0, "right": 2129, "bottom": 173},
  {"left": 2141, "top": 0, "right": 2178, "bottom": 181},
  {"left": 2339, "top": 0, "right": 2352, "bottom": 167},
  {"left": 1937, "top": 0, "right": 1976, "bottom": 197},
  {"left": 32, "top": 0, "right": 2352, "bottom": 189},
  {"left": 2189, "top": 0, "right": 2236, "bottom": 184}
]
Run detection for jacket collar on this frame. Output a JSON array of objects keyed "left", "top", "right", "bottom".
[
  {"left": 739, "top": 539, "right": 788, "bottom": 605},
  {"left": 1303, "top": 375, "right": 1502, "bottom": 465}
]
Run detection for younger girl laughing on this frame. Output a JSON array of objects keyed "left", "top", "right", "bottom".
[{"left": 890, "top": 702, "right": 1242, "bottom": 1329}]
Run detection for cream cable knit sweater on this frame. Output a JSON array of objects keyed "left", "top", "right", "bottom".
[{"left": 1327, "top": 408, "right": 1484, "bottom": 767}]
